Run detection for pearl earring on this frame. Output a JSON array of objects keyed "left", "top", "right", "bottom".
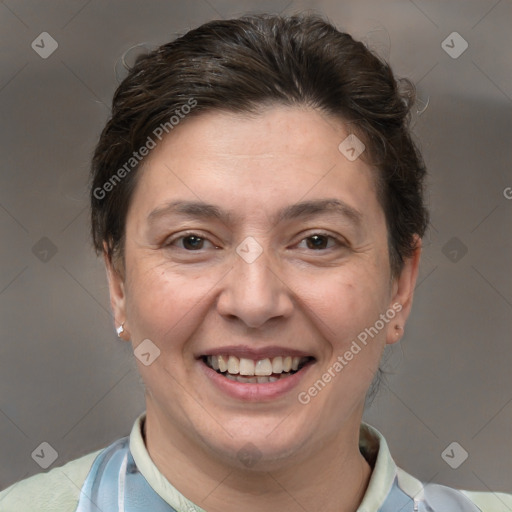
[{"left": 116, "top": 323, "right": 125, "bottom": 337}]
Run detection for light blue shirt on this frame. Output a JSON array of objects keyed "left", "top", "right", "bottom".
[{"left": 1, "top": 413, "right": 511, "bottom": 511}]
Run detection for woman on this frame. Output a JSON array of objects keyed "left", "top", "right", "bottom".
[{"left": 1, "top": 12, "right": 510, "bottom": 512}]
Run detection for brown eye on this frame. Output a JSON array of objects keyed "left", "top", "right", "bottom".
[
  {"left": 306, "top": 234, "right": 329, "bottom": 250},
  {"left": 297, "top": 233, "right": 341, "bottom": 251},
  {"left": 181, "top": 235, "right": 205, "bottom": 250},
  {"left": 165, "top": 233, "right": 216, "bottom": 251}
]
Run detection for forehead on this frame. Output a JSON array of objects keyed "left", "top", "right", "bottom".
[
  {"left": 127, "top": 106, "right": 382, "bottom": 228},
  {"left": 148, "top": 106, "right": 361, "bottom": 164}
]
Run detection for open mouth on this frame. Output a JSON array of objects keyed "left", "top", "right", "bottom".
[{"left": 201, "top": 354, "right": 315, "bottom": 383}]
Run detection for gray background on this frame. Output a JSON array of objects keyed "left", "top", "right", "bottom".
[{"left": 1, "top": 0, "right": 511, "bottom": 497}]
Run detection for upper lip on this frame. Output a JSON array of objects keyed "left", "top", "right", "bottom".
[{"left": 196, "top": 345, "right": 316, "bottom": 360}]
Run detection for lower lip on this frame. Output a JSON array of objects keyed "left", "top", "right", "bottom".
[{"left": 198, "top": 359, "right": 315, "bottom": 402}]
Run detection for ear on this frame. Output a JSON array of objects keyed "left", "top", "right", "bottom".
[
  {"left": 103, "top": 242, "right": 129, "bottom": 341},
  {"left": 385, "top": 236, "right": 422, "bottom": 345}
]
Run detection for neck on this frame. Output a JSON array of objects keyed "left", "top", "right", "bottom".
[{"left": 144, "top": 402, "right": 372, "bottom": 512}]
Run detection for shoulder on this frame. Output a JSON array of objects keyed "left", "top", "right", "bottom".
[
  {"left": 396, "top": 467, "right": 512, "bottom": 512},
  {"left": 0, "top": 449, "right": 101, "bottom": 512},
  {"left": 360, "top": 423, "right": 512, "bottom": 512},
  {"left": 460, "top": 489, "right": 512, "bottom": 512}
]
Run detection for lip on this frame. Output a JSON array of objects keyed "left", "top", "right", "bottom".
[
  {"left": 196, "top": 345, "right": 315, "bottom": 360},
  {"left": 198, "top": 356, "right": 316, "bottom": 402}
]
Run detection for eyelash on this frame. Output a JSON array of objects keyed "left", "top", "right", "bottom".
[{"left": 164, "top": 231, "right": 346, "bottom": 252}]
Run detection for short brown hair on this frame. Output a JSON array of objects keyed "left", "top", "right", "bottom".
[{"left": 90, "top": 13, "right": 428, "bottom": 277}]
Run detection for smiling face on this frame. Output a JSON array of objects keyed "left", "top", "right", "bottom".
[{"left": 106, "top": 105, "right": 420, "bottom": 471}]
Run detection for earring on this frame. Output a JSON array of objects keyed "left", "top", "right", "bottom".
[{"left": 116, "top": 323, "right": 125, "bottom": 337}]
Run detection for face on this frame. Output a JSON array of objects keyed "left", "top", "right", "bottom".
[{"left": 106, "top": 106, "right": 420, "bottom": 470}]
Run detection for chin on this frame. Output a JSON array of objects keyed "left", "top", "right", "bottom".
[{"left": 197, "top": 418, "right": 311, "bottom": 470}]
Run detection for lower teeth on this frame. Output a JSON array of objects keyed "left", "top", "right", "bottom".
[{"left": 222, "top": 372, "right": 293, "bottom": 383}]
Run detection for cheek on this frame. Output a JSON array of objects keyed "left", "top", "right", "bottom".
[
  {"left": 306, "top": 266, "right": 391, "bottom": 346},
  {"left": 316, "top": 277, "right": 389, "bottom": 382},
  {"left": 123, "top": 262, "right": 212, "bottom": 401},
  {"left": 124, "top": 259, "right": 213, "bottom": 345}
]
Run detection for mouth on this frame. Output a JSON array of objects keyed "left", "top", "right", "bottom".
[{"left": 201, "top": 354, "right": 316, "bottom": 384}]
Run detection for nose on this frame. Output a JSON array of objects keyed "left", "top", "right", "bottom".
[{"left": 216, "top": 242, "right": 294, "bottom": 329}]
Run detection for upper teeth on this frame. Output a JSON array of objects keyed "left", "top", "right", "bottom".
[{"left": 206, "top": 355, "right": 308, "bottom": 376}]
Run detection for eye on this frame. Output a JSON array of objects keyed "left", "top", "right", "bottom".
[
  {"left": 165, "top": 232, "right": 217, "bottom": 251},
  {"left": 165, "top": 231, "right": 344, "bottom": 252},
  {"left": 296, "top": 233, "right": 344, "bottom": 251}
]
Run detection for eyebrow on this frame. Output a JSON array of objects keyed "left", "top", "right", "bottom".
[{"left": 147, "top": 198, "right": 362, "bottom": 227}]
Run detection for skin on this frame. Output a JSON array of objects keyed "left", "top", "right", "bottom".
[{"left": 105, "top": 106, "right": 421, "bottom": 512}]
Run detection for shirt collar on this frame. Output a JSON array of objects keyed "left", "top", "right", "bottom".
[
  {"left": 129, "top": 412, "right": 398, "bottom": 512},
  {"left": 356, "top": 422, "right": 398, "bottom": 511}
]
